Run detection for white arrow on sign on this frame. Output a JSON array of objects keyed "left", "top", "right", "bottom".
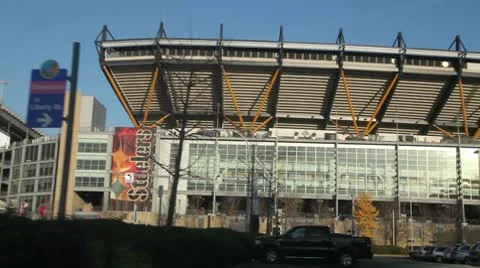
[{"left": 37, "top": 113, "right": 53, "bottom": 127}]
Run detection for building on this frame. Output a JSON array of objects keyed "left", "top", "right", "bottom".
[
  {"left": 0, "top": 94, "right": 112, "bottom": 218},
  {"left": 95, "top": 24, "right": 480, "bottom": 224}
]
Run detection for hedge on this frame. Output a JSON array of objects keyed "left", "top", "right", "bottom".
[
  {"left": 0, "top": 215, "right": 253, "bottom": 268},
  {"left": 373, "top": 245, "right": 409, "bottom": 255}
]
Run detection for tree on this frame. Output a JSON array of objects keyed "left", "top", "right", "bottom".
[
  {"left": 221, "top": 197, "right": 241, "bottom": 216},
  {"left": 377, "top": 202, "right": 397, "bottom": 245},
  {"left": 354, "top": 193, "right": 379, "bottom": 239}
]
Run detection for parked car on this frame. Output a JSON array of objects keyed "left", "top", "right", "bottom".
[
  {"left": 418, "top": 246, "right": 435, "bottom": 260},
  {"left": 466, "top": 242, "right": 480, "bottom": 265},
  {"left": 408, "top": 246, "right": 422, "bottom": 259},
  {"left": 443, "top": 245, "right": 457, "bottom": 262},
  {"left": 451, "top": 244, "right": 472, "bottom": 264},
  {"left": 254, "top": 225, "right": 372, "bottom": 267},
  {"left": 429, "top": 246, "right": 448, "bottom": 263}
]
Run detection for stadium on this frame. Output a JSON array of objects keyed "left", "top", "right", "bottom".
[{"left": 95, "top": 24, "right": 480, "bottom": 229}]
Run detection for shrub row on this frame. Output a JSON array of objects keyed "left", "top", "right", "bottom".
[
  {"left": 0, "top": 215, "right": 253, "bottom": 268},
  {"left": 373, "top": 245, "right": 409, "bottom": 255}
]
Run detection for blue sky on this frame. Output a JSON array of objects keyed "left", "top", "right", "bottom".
[{"left": 0, "top": 0, "right": 478, "bottom": 135}]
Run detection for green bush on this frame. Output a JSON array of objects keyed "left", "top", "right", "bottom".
[
  {"left": 373, "top": 245, "right": 409, "bottom": 255},
  {"left": 0, "top": 215, "right": 253, "bottom": 268}
]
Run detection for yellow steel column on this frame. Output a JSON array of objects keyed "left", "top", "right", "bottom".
[
  {"left": 341, "top": 70, "right": 359, "bottom": 135},
  {"left": 103, "top": 66, "right": 139, "bottom": 127},
  {"left": 149, "top": 113, "right": 170, "bottom": 128},
  {"left": 250, "top": 68, "right": 280, "bottom": 131},
  {"left": 473, "top": 128, "right": 480, "bottom": 141},
  {"left": 434, "top": 125, "right": 455, "bottom": 138},
  {"left": 222, "top": 66, "right": 245, "bottom": 129},
  {"left": 363, "top": 73, "right": 399, "bottom": 136},
  {"left": 365, "top": 121, "right": 379, "bottom": 135},
  {"left": 458, "top": 78, "right": 470, "bottom": 136},
  {"left": 224, "top": 115, "right": 243, "bottom": 132},
  {"left": 252, "top": 116, "right": 273, "bottom": 134},
  {"left": 143, "top": 67, "right": 160, "bottom": 125}
]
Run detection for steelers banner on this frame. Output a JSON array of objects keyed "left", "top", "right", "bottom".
[{"left": 110, "top": 127, "right": 155, "bottom": 202}]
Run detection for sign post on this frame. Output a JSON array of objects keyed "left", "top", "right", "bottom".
[{"left": 27, "top": 61, "right": 67, "bottom": 128}]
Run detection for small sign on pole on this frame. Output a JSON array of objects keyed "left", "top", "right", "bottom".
[{"left": 26, "top": 60, "right": 67, "bottom": 128}]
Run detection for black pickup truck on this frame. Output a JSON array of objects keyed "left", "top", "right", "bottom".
[{"left": 253, "top": 225, "right": 373, "bottom": 267}]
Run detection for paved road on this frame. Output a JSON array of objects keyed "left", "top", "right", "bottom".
[{"left": 234, "top": 256, "right": 474, "bottom": 268}]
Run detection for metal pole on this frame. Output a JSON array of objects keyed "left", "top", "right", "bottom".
[
  {"left": 157, "top": 185, "right": 163, "bottom": 226},
  {"left": 58, "top": 42, "right": 80, "bottom": 220},
  {"left": 392, "top": 209, "right": 395, "bottom": 246},
  {"left": 410, "top": 200, "right": 413, "bottom": 250},
  {"left": 250, "top": 142, "right": 255, "bottom": 233},
  {"left": 212, "top": 104, "right": 219, "bottom": 215}
]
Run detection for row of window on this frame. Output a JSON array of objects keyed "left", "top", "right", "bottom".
[
  {"left": 75, "top": 176, "right": 105, "bottom": 188},
  {"left": 12, "top": 143, "right": 56, "bottom": 164},
  {"left": 78, "top": 143, "right": 108, "bottom": 153},
  {"left": 11, "top": 162, "right": 55, "bottom": 179},
  {"left": 107, "top": 46, "right": 462, "bottom": 68},
  {"left": 76, "top": 160, "right": 106, "bottom": 170},
  {"left": 8, "top": 178, "right": 53, "bottom": 194}
]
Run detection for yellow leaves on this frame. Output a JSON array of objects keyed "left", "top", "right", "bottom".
[{"left": 354, "top": 193, "right": 379, "bottom": 239}]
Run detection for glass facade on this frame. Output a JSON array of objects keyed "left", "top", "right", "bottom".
[
  {"left": 461, "top": 148, "right": 480, "bottom": 200},
  {"left": 337, "top": 145, "right": 395, "bottom": 198},
  {"left": 181, "top": 139, "right": 480, "bottom": 202},
  {"left": 398, "top": 146, "right": 457, "bottom": 199},
  {"left": 277, "top": 144, "right": 334, "bottom": 195}
]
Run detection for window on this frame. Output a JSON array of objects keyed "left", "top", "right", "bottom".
[
  {"left": 75, "top": 176, "right": 104, "bottom": 188},
  {"left": 10, "top": 181, "right": 19, "bottom": 194},
  {"left": 78, "top": 143, "right": 108, "bottom": 153},
  {"left": 37, "top": 178, "right": 52, "bottom": 192},
  {"left": 76, "top": 160, "right": 106, "bottom": 170},
  {"left": 12, "top": 166, "right": 21, "bottom": 180},
  {"left": 24, "top": 146, "right": 39, "bottom": 162},
  {"left": 307, "top": 227, "right": 329, "bottom": 240},
  {"left": 39, "top": 162, "right": 54, "bottom": 177},
  {"left": 23, "top": 164, "right": 37, "bottom": 178},
  {"left": 36, "top": 195, "right": 51, "bottom": 208},
  {"left": 41, "top": 143, "right": 56, "bottom": 160},
  {"left": 13, "top": 148, "right": 22, "bottom": 164},
  {"left": 289, "top": 227, "right": 306, "bottom": 239},
  {"left": 20, "top": 179, "right": 35, "bottom": 193}
]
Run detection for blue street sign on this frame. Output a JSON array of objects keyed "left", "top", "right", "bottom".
[{"left": 27, "top": 68, "right": 68, "bottom": 128}]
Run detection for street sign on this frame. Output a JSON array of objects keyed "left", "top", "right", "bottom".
[{"left": 26, "top": 63, "right": 68, "bottom": 128}]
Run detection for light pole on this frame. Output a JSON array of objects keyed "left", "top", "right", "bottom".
[
  {"left": 0, "top": 80, "right": 7, "bottom": 107},
  {"left": 409, "top": 200, "right": 413, "bottom": 250}
]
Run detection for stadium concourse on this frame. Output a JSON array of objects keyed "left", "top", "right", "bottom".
[{"left": 95, "top": 24, "right": 480, "bottom": 237}]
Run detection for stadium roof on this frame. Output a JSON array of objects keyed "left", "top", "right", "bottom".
[
  {"left": 0, "top": 104, "right": 43, "bottom": 141},
  {"left": 95, "top": 24, "right": 480, "bottom": 140}
]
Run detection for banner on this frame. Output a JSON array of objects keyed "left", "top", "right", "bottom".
[{"left": 110, "top": 127, "right": 155, "bottom": 202}]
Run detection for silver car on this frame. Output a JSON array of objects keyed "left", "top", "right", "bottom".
[
  {"left": 430, "top": 246, "right": 448, "bottom": 263},
  {"left": 452, "top": 244, "right": 472, "bottom": 264}
]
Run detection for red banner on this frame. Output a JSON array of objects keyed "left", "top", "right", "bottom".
[{"left": 110, "top": 127, "right": 155, "bottom": 202}]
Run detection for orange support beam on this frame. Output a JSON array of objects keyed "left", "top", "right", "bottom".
[
  {"left": 250, "top": 68, "right": 280, "bottom": 131},
  {"left": 149, "top": 113, "right": 170, "bottom": 128},
  {"left": 222, "top": 66, "right": 245, "bottom": 129},
  {"left": 434, "top": 124, "right": 455, "bottom": 138},
  {"left": 365, "top": 121, "right": 379, "bottom": 135},
  {"left": 224, "top": 115, "right": 243, "bottom": 132},
  {"left": 473, "top": 127, "right": 480, "bottom": 142},
  {"left": 458, "top": 78, "right": 470, "bottom": 136},
  {"left": 341, "top": 70, "right": 359, "bottom": 135},
  {"left": 363, "top": 73, "right": 399, "bottom": 136},
  {"left": 103, "top": 66, "right": 139, "bottom": 127},
  {"left": 252, "top": 116, "right": 273, "bottom": 134},
  {"left": 143, "top": 67, "right": 160, "bottom": 126}
]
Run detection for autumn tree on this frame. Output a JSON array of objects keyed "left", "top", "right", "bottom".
[{"left": 354, "top": 193, "right": 379, "bottom": 239}]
